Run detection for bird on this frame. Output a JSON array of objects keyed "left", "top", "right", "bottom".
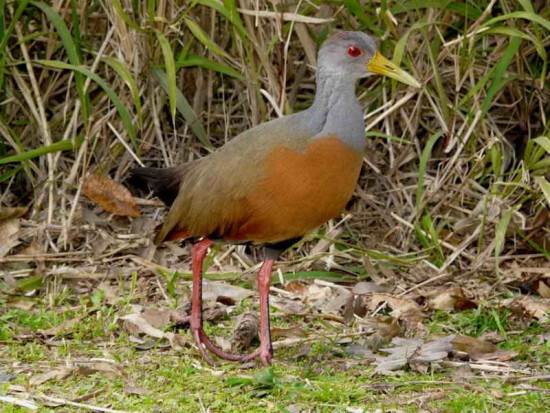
[{"left": 132, "top": 31, "right": 420, "bottom": 366}]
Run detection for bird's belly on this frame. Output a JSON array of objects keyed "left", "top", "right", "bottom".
[{"left": 227, "top": 136, "right": 363, "bottom": 244}]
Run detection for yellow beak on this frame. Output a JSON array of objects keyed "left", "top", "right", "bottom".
[{"left": 367, "top": 51, "right": 421, "bottom": 88}]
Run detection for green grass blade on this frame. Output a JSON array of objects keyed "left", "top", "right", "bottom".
[
  {"left": 480, "top": 37, "right": 521, "bottom": 118},
  {"left": 36, "top": 60, "right": 137, "bottom": 149},
  {"left": 184, "top": 16, "right": 229, "bottom": 59},
  {"left": 0, "top": 137, "right": 83, "bottom": 165},
  {"left": 533, "top": 136, "right": 550, "bottom": 153},
  {"left": 536, "top": 177, "right": 550, "bottom": 208},
  {"left": 31, "top": 1, "right": 90, "bottom": 121},
  {"left": 415, "top": 131, "right": 444, "bottom": 212},
  {"left": 0, "top": 0, "right": 32, "bottom": 56},
  {"left": 495, "top": 207, "right": 517, "bottom": 259},
  {"left": 0, "top": 165, "right": 23, "bottom": 182},
  {"left": 484, "top": 11, "right": 550, "bottom": 32},
  {"left": 176, "top": 54, "right": 243, "bottom": 79},
  {"left": 196, "top": 0, "right": 248, "bottom": 39},
  {"left": 154, "top": 30, "right": 177, "bottom": 120},
  {"left": 102, "top": 56, "right": 142, "bottom": 125},
  {"left": 110, "top": 0, "right": 144, "bottom": 31},
  {"left": 153, "top": 69, "right": 211, "bottom": 148}
]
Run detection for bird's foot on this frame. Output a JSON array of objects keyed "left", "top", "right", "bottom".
[{"left": 191, "top": 326, "right": 273, "bottom": 366}]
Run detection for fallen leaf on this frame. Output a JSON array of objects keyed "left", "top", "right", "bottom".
[
  {"left": 451, "top": 335, "right": 498, "bottom": 356},
  {"left": 8, "top": 299, "right": 36, "bottom": 310},
  {"left": 76, "top": 362, "right": 123, "bottom": 378},
  {"left": 0, "top": 206, "right": 27, "bottom": 221},
  {"left": 369, "top": 294, "right": 426, "bottom": 329},
  {"left": 0, "top": 218, "right": 20, "bottom": 258},
  {"left": 271, "top": 325, "right": 307, "bottom": 339},
  {"left": 427, "top": 288, "right": 476, "bottom": 311},
  {"left": 231, "top": 312, "right": 259, "bottom": 352},
  {"left": 374, "top": 335, "right": 455, "bottom": 373},
  {"left": 141, "top": 308, "right": 172, "bottom": 329},
  {"left": 96, "top": 281, "right": 120, "bottom": 305},
  {"left": 202, "top": 280, "right": 253, "bottom": 304},
  {"left": 82, "top": 174, "right": 141, "bottom": 217},
  {"left": 538, "top": 281, "right": 550, "bottom": 299},
  {"left": 352, "top": 281, "right": 388, "bottom": 294},
  {"left": 271, "top": 296, "right": 308, "bottom": 315},
  {"left": 502, "top": 296, "right": 550, "bottom": 323},
  {"left": 30, "top": 367, "right": 75, "bottom": 385},
  {"left": 121, "top": 312, "right": 184, "bottom": 349},
  {"left": 123, "top": 383, "right": 150, "bottom": 395}
]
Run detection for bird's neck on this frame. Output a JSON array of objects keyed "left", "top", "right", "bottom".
[{"left": 307, "top": 73, "right": 366, "bottom": 153}]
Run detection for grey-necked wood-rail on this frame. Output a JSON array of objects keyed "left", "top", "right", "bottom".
[{"left": 133, "top": 31, "right": 420, "bottom": 365}]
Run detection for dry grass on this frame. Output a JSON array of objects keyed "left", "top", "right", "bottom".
[{"left": 1, "top": 0, "right": 549, "bottom": 411}]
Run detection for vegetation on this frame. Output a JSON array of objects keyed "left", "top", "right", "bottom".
[{"left": 0, "top": 0, "right": 549, "bottom": 411}]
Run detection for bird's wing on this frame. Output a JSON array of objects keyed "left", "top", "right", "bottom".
[{"left": 155, "top": 113, "right": 315, "bottom": 244}]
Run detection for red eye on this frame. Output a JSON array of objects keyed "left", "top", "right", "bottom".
[{"left": 347, "top": 46, "right": 362, "bottom": 57}]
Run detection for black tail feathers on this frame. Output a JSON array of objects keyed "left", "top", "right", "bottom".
[{"left": 130, "top": 166, "right": 185, "bottom": 206}]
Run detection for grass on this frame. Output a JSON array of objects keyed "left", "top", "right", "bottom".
[
  {"left": 1, "top": 0, "right": 549, "bottom": 411},
  {"left": 1, "top": 296, "right": 549, "bottom": 412}
]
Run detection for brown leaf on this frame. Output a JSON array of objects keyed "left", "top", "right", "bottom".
[
  {"left": 141, "top": 309, "right": 172, "bottom": 329},
  {"left": 82, "top": 174, "right": 141, "bottom": 217},
  {"left": 0, "top": 218, "right": 20, "bottom": 258},
  {"left": 231, "top": 312, "right": 259, "bottom": 352},
  {"left": 502, "top": 296, "right": 550, "bottom": 323},
  {"left": 202, "top": 280, "right": 254, "bottom": 304},
  {"left": 427, "top": 288, "right": 476, "bottom": 311},
  {"left": 369, "top": 294, "right": 426, "bottom": 329},
  {"left": 538, "top": 281, "right": 550, "bottom": 299},
  {"left": 123, "top": 383, "right": 150, "bottom": 395},
  {"left": 271, "top": 325, "right": 307, "bottom": 339},
  {"left": 451, "top": 335, "right": 498, "bottom": 356},
  {"left": 0, "top": 206, "right": 27, "bottom": 221},
  {"left": 76, "top": 362, "right": 124, "bottom": 378},
  {"left": 30, "top": 367, "right": 75, "bottom": 385}
]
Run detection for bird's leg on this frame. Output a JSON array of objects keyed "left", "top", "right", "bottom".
[
  {"left": 189, "top": 238, "right": 246, "bottom": 363},
  {"left": 242, "top": 258, "right": 275, "bottom": 366},
  {"left": 190, "top": 238, "right": 216, "bottom": 365}
]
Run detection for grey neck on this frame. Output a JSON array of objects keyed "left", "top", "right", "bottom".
[{"left": 305, "top": 72, "right": 366, "bottom": 153}]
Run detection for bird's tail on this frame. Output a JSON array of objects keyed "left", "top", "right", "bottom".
[{"left": 130, "top": 165, "right": 190, "bottom": 206}]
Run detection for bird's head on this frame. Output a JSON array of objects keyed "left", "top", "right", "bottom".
[{"left": 318, "top": 31, "right": 420, "bottom": 88}]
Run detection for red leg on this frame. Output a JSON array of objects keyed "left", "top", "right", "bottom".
[
  {"left": 190, "top": 240, "right": 275, "bottom": 365},
  {"left": 243, "top": 259, "right": 274, "bottom": 365},
  {"left": 189, "top": 238, "right": 245, "bottom": 363},
  {"left": 190, "top": 238, "right": 216, "bottom": 365}
]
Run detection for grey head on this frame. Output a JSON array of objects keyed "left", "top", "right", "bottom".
[{"left": 316, "top": 31, "right": 421, "bottom": 87}]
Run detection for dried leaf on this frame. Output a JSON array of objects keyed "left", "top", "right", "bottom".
[
  {"left": 123, "top": 383, "right": 150, "bottom": 395},
  {"left": 451, "top": 335, "right": 498, "bottom": 355},
  {"left": 0, "top": 206, "right": 26, "bottom": 221},
  {"left": 0, "top": 218, "right": 20, "bottom": 258},
  {"left": 538, "top": 281, "right": 550, "bottom": 299},
  {"left": 141, "top": 308, "right": 172, "bottom": 329},
  {"left": 202, "top": 280, "right": 253, "bottom": 304},
  {"left": 82, "top": 174, "right": 141, "bottom": 217},
  {"left": 369, "top": 294, "right": 426, "bottom": 328},
  {"left": 375, "top": 335, "right": 455, "bottom": 373},
  {"left": 427, "top": 288, "right": 477, "bottom": 311},
  {"left": 30, "top": 367, "right": 75, "bottom": 385},
  {"left": 271, "top": 325, "right": 307, "bottom": 339},
  {"left": 502, "top": 296, "right": 550, "bottom": 323},
  {"left": 271, "top": 296, "right": 308, "bottom": 315},
  {"left": 231, "top": 312, "right": 259, "bottom": 351}
]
